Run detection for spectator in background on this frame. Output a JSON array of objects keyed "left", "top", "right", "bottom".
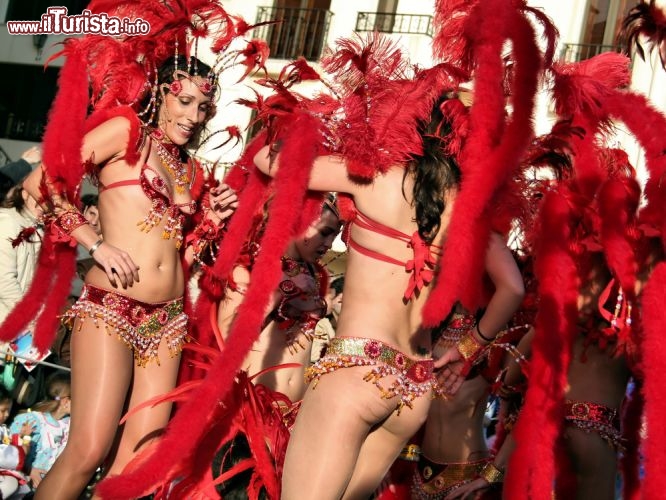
[
  {"left": 10, "top": 373, "right": 71, "bottom": 490},
  {"left": 0, "top": 387, "right": 33, "bottom": 498},
  {"left": 0, "top": 147, "right": 41, "bottom": 205},
  {"left": 80, "top": 194, "right": 101, "bottom": 236},
  {"left": 0, "top": 185, "right": 43, "bottom": 325},
  {"left": 71, "top": 194, "right": 101, "bottom": 299},
  {"left": 312, "top": 275, "right": 345, "bottom": 363}
]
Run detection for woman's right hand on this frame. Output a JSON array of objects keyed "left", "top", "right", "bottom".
[{"left": 91, "top": 241, "right": 140, "bottom": 288}]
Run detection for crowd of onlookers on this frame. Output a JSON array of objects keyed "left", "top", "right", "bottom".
[{"left": 0, "top": 147, "right": 79, "bottom": 498}]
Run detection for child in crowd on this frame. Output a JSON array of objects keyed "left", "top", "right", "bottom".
[
  {"left": 0, "top": 387, "right": 33, "bottom": 498},
  {"left": 10, "top": 374, "right": 71, "bottom": 489}
]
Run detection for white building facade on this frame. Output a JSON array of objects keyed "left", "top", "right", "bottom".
[{"left": 1, "top": 0, "right": 664, "bottom": 171}]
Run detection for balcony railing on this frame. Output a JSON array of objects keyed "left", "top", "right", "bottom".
[
  {"left": 255, "top": 6, "right": 333, "bottom": 61},
  {"left": 560, "top": 43, "right": 624, "bottom": 63},
  {"left": 355, "top": 12, "right": 433, "bottom": 37}
]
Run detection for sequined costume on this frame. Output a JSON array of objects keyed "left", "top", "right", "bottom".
[
  {"left": 564, "top": 400, "right": 624, "bottom": 451},
  {"left": 411, "top": 456, "right": 496, "bottom": 500},
  {"left": 63, "top": 284, "right": 188, "bottom": 366},
  {"left": 306, "top": 337, "right": 438, "bottom": 413},
  {"left": 96, "top": 130, "right": 197, "bottom": 250}
]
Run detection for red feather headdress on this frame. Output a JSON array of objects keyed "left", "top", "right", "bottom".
[
  {"left": 619, "top": 0, "right": 666, "bottom": 70},
  {"left": 321, "top": 32, "right": 467, "bottom": 180}
]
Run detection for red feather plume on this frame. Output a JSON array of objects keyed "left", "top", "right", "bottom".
[{"left": 619, "top": 0, "right": 666, "bottom": 70}]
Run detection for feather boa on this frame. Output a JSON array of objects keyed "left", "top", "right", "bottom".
[
  {"left": 639, "top": 262, "right": 666, "bottom": 500},
  {"left": 505, "top": 190, "right": 579, "bottom": 500},
  {"left": 423, "top": 0, "right": 543, "bottom": 324}
]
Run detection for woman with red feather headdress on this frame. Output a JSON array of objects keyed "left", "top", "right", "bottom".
[
  {"left": 250, "top": 28, "right": 536, "bottom": 496},
  {"left": 504, "top": 51, "right": 666, "bottom": 500},
  {"left": 0, "top": 1, "right": 267, "bottom": 498}
]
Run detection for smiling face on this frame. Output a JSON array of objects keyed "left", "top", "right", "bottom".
[
  {"left": 293, "top": 208, "right": 342, "bottom": 263},
  {"left": 157, "top": 78, "right": 212, "bottom": 145}
]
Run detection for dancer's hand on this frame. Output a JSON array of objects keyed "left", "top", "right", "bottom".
[
  {"left": 444, "top": 477, "right": 490, "bottom": 499},
  {"left": 208, "top": 183, "right": 238, "bottom": 223},
  {"left": 91, "top": 241, "right": 140, "bottom": 288},
  {"left": 434, "top": 345, "right": 465, "bottom": 396}
]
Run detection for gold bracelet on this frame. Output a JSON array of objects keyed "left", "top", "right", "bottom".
[
  {"left": 457, "top": 331, "right": 486, "bottom": 361},
  {"left": 398, "top": 443, "right": 421, "bottom": 462},
  {"left": 479, "top": 462, "right": 504, "bottom": 484}
]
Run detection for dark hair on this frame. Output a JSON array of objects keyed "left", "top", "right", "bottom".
[
  {"left": 158, "top": 55, "right": 214, "bottom": 87},
  {"left": 0, "top": 172, "right": 14, "bottom": 204},
  {"left": 321, "top": 192, "right": 340, "bottom": 220},
  {"left": 406, "top": 96, "right": 461, "bottom": 243},
  {"left": 81, "top": 193, "right": 99, "bottom": 211},
  {"left": 0, "top": 386, "right": 12, "bottom": 404},
  {"left": 330, "top": 276, "right": 345, "bottom": 296},
  {"left": 1, "top": 185, "right": 26, "bottom": 211}
]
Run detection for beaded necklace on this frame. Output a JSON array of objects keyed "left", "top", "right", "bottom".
[{"left": 150, "top": 129, "right": 191, "bottom": 194}]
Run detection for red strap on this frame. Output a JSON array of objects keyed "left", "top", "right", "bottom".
[
  {"left": 98, "top": 178, "right": 141, "bottom": 192},
  {"left": 350, "top": 210, "right": 442, "bottom": 300},
  {"left": 348, "top": 237, "right": 406, "bottom": 266}
]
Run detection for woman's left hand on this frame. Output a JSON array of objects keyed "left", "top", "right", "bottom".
[
  {"left": 434, "top": 345, "right": 465, "bottom": 395},
  {"left": 208, "top": 183, "right": 238, "bottom": 224},
  {"left": 444, "top": 478, "right": 490, "bottom": 500}
]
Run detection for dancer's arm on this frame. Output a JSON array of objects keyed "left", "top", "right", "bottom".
[
  {"left": 217, "top": 265, "right": 282, "bottom": 340},
  {"left": 23, "top": 116, "right": 140, "bottom": 288},
  {"left": 253, "top": 145, "right": 358, "bottom": 194},
  {"left": 436, "top": 233, "right": 525, "bottom": 394}
]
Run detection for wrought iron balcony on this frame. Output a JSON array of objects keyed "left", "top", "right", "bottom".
[
  {"left": 355, "top": 12, "right": 433, "bottom": 37},
  {"left": 255, "top": 6, "right": 333, "bottom": 61},
  {"left": 560, "top": 42, "right": 624, "bottom": 63}
]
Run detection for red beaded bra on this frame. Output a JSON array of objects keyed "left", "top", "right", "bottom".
[{"left": 97, "top": 129, "right": 197, "bottom": 249}]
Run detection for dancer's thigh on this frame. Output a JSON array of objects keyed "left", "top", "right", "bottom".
[
  {"left": 68, "top": 317, "right": 134, "bottom": 457},
  {"left": 283, "top": 365, "right": 425, "bottom": 500},
  {"left": 121, "top": 336, "right": 181, "bottom": 450},
  {"left": 345, "top": 383, "right": 431, "bottom": 499},
  {"left": 565, "top": 426, "right": 617, "bottom": 500}
]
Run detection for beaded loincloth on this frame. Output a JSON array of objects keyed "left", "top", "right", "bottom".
[
  {"left": 411, "top": 455, "right": 490, "bottom": 499},
  {"left": 305, "top": 337, "right": 437, "bottom": 414},
  {"left": 564, "top": 399, "right": 624, "bottom": 451},
  {"left": 63, "top": 284, "right": 188, "bottom": 366}
]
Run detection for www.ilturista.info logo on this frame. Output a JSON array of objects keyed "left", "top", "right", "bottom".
[{"left": 6, "top": 7, "right": 150, "bottom": 36}]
